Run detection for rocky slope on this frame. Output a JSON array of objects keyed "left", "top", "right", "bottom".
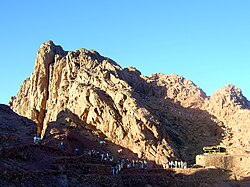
[
  {"left": 0, "top": 104, "right": 36, "bottom": 149},
  {"left": 1, "top": 104, "right": 249, "bottom": 187},
  {"left": 10, "top": 41, "right": 250, "bottom": 164}
]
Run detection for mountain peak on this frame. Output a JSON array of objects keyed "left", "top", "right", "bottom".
[
  {"left": 43, "top": 40, "right": 55, "bottom": 46},
  {"left": 38, "top": 40, "right": 65, "bottom": 57},
  {"left": 209, "top": 84, "right": 250, "bottom": 112}
]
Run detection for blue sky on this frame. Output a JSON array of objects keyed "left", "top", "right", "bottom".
[{"left": 0, "top": 0, "right": 250, "bottom": 104}]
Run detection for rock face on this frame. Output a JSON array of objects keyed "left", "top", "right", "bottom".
[
  {"left": 10, "top": 41, "right": 250, "bottom": 164},
  {"left": 11, "top": 41, "right": 65, "bottom": 133}
]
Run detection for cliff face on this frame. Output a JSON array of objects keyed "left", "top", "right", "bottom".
[
  {"left": 10, "top": 41, "right": 250, "bottom": 164},
  {"left": 11, "top": 41, "right": 65, "bottom": 133}
]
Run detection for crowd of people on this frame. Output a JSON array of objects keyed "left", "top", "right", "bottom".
[
  {"left": 83, "top": 148, "right": 148, "bottom": 175},
  {"left": 34, "top": 138, "right": 187, "bottom": 174},
  {"left": 111, "top": 159, "right": 148, "bottom": 175},
  {"left": 163, "top": 160, "right": 188, "bottom": 169},
  {"left": 85, "top": 149, "right": 114, "bottom": 162}
]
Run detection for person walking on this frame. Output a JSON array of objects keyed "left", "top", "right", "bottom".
[
  {"left": 111, "top": 167, "right": 115, "bottom": 175},
  {"left": 60, "top": 142, "right": 65, "bottom": 151},
  {"left": 33, "top": 134, "right": 38, "bottom": 145}
]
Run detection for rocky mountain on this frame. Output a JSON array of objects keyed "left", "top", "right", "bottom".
[{"left": 10, "top": 41, "right": 250, "bottom": 164}]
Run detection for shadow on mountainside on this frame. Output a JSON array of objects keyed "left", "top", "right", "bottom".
[
  {"left": 158, "top": 102, "right": 224, "bottom": 163},
  {"left": 120, "top": 68, "right": 224, "bottom": 163},
  {"left": 0, "top": 104, "right": 36, "bottom": 148},
  {"left": 44, "top": 108, "right": 157, "bottom": 167}
]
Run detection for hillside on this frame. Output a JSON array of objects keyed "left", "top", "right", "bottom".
[{"left": 1, "top": 105, "right": 250, "bottom": 186}]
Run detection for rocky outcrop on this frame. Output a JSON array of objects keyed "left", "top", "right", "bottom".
[
  {"left": 10, "top": 41, "right": 250, "bottom": 164},
  {"left": 11, "top": 41, "right": 65, "bottom": 133}
]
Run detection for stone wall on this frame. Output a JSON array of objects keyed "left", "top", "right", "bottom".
[{"left": 196, "top": 154, "right": 250, "bottom": 172}]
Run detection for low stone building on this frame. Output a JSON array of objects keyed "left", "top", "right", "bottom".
[{"left": 196, "top": 154, "right": 250, "bottom": 172}]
